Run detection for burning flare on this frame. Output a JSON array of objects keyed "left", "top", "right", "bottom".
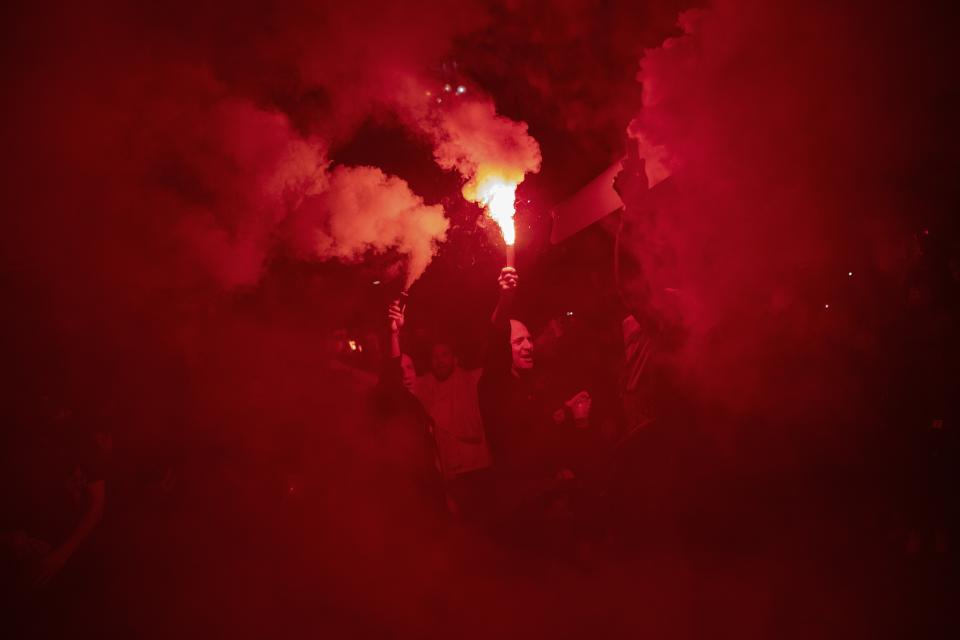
[{"left": 464, "top": 169, "right": 520, "bottom": 246}]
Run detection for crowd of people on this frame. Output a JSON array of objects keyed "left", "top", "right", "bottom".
[
  {"left": 368, "top": 161, "right": 641, "bottom": 550},
  {"left": 2, "top": 160, "right": 957, "bottom": 637},
  {"left": 379, "top": 265, "right": 615, "bottom": 556}
]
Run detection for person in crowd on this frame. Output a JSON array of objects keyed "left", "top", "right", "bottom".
[
  {"left": 607, "top": 144, "right": 697, "bottom": 539},
  {"left": 390, "top": 305, "right": 490, "bottom": 518},
  {"left": 373, "top": 306, "right": 446, "bottom": 513},
  {"left": 415, "top": 339, "right": 492, "bottom": 482},
  {"left": 2, "top": 401, "right": 111, "bottom": 639},
  {"left": 383, "top": 302, "right": 493, "bottom": 518},
  {"left": 613, "top": 149, "right": 676, "bottom": 437},
  {"left": 477, "top": 267, "right": 607, "bottom": 558},
  {"left": 1, "top": 405, "right": 107, "bottom": 594}
]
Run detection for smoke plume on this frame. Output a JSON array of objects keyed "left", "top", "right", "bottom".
[
  {"left": 622, "top": 0, "right": 957, "bottom": 418},
  {"left": 286, "top": 165, "right": 449, "bottom": 287},
  {"left": 163, "top": 96, "right": 330, "bottom": 289},
  {"left": 419, "top": 97, "right": 543, "bottom": 201},
  {"left": 7, "top": 1, "right": 954, "bottom": 636}
]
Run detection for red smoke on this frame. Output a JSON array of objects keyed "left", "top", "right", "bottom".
[
  {"left": 621, "top": 0, "right": 957, "bottom": 418},
  {"left": 1, "top": 1, "right": 956, "bottom": 637},
  {"left": 286, "top": 165, "right": 449, "bottom": 287},
  {"left": 0, "top": 1, "right": 537, "bottom": 306},
  {"left": 167, "top": 94, "right": 330, "bottom": 289},
  {"left": 419, "top": 97, "right": 542, "bottom": 189}
]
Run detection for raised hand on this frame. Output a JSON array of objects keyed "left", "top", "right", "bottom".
[
  {"left": 564, "top": 390, "right": 592, "bottom": 423},
  {"left": 497, "top": 267, "right": 518, "bottom": 292},
  {"left": 387, "top": 301, "right": 405, "bottom": 333}
]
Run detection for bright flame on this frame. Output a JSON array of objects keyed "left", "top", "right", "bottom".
[
  {"left": 464, "top": 171, "right": 519, "bottom": 246},
  {"left": 479, "top": 181, "right": 517, "bottom": 245}
]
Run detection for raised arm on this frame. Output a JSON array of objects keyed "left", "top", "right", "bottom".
[
  {"left": 33, "top": 479, "right": 105, "bottom": 588},
  {"left": 613, "top": 153, "right": 649, "bottom": 322},
  {"left": 482, "top": 267, "right": 521, "bottom": 375},
  {"left": 377, "top": 300, "right": 414, "bottom": 399},
  {"left": 387, "top": 300, "right": 405, "bottom": 358}
]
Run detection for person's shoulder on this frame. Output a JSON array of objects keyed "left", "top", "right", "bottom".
[{"left": 412, "top": 374, "right": 431, "bottom": 393}]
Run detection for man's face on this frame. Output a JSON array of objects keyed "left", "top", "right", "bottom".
[
  {"left": 429, "top": 344, "right": 455, "bottom": 381},
  {"left": 509, "top": 320, "right": 534, "bottom": 371},
  {"left": 400, "top": 354, "right": 416, "bottom": 391}
]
